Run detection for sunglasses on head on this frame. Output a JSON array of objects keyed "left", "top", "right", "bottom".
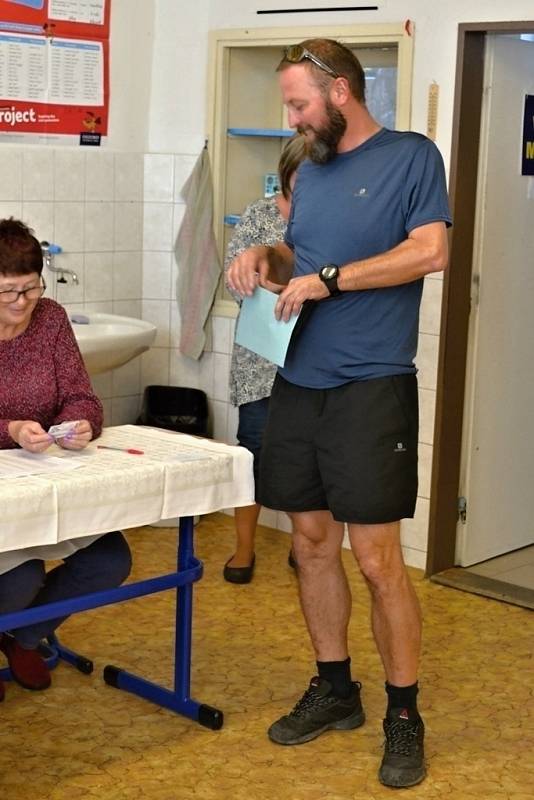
[{"left": 283, "top": 45, "right": 339, "bottom": 79}]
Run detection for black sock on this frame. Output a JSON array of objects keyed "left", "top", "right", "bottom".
[
  {"left": 385, "top": 681, "right": 419, "bottom": 719},
  {"left": 317, "top": 658, "right": 352, "bottom": 699}
]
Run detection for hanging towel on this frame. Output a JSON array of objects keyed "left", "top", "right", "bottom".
[{"left": 175, "top": 146, "right": 222, "bottom": 360}]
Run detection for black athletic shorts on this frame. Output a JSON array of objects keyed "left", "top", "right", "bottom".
[{"left": 257, "top": 373, "right": 419, "bottom": 524}]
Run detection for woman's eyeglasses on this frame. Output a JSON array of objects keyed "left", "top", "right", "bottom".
[
  {"left": 283, "top": 45, "right": 339, "bottom": 79},
  {"left": 0, "top": 278, "right": 46, "bottom": 304}
]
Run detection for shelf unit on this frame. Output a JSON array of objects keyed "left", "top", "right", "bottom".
[{"left": 207, "top": 24, "right": 414, "bottom": 311}]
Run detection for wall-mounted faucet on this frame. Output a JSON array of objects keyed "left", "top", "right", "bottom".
[{"left": 40, "top": 241, "right": 79, "bottom": 285}]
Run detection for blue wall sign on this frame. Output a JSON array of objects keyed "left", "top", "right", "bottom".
[{"left": 522, "top": 94, "right": 534, "bottom": 176}]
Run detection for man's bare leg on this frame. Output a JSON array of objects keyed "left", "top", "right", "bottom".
[
  {"left": 291, "top": 509, "right": 350, "bottom": 660},
  {"left": 267, "top": 509, "right": 365, "bottom": 746},
  {"left": 348, "top": 521, "right": 421, "bottom": 685}
]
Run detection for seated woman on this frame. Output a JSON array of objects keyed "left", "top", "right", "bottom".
[{"left": 0, "top": 218, "right": 131, "bottom": 701}]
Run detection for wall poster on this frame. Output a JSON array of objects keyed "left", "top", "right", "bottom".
[{"left": 0, "top": 0, "right": 110, "bottom": 144}]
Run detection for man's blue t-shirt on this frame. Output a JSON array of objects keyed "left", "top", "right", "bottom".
[{"left": 280, "top": 128, "right": 452, "bottom": 388}]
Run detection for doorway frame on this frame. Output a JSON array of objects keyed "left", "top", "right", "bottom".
[{"left": 426, "top": 20, "right": 534, "bottom": 577}]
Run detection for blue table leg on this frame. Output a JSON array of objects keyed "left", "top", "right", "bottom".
[{"left": 103, "top": 516, "right": 223, "bottom": 729}]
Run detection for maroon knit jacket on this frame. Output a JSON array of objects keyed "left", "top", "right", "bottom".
[{"left": 0, "top": 298, "right": 103, "bottom": 448}]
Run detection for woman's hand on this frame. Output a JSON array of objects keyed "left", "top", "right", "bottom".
[
  {"left": 56, "top": 419, "right": 93, "bottom": 450},
  {"left": 8, "top": 420, "right": 53, "bottom": 453}
]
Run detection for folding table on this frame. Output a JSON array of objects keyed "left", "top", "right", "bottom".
[{"left": 0, "top": 425, "right": 254, "bottom": 729}]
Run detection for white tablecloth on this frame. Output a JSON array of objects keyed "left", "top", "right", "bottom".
[{"left": 0, "top": 425, "right": 254, "bottom": 555}]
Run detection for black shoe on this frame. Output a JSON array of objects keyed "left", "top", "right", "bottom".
[
  {"left": 288, "top": 548, "right": 297, "bottom": 570},
  {"left": 223, "top": 554, "right": 255, "bottom": 584},
  {"left": 268, "top": 676, "right": 365, "bottom": 745},
  {"left": 379, "top": 710, "right": 426, "bottom": 788}
]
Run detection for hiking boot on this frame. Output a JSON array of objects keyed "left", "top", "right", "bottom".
[
  {"left": 268, "top": 676, "right": 365, "bottom": 745},
  {"left": 379, "top": 709, "right": 426, "bottom": 788}
]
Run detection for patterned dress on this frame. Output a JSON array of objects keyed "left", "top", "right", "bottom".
[{"left": 226, "top": 197, "right": 287, "bottom": 407}]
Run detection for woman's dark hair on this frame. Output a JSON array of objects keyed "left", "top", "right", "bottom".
[
  {"left": 0, "top": 217, "right": 43, "bottom": 277},
  {"left": 278, "top": 133, "right": 308, "bottom": 199}
]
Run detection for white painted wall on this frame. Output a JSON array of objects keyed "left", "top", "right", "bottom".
[{"left": 106, "top": 0, "right": 155, "bottom": 151}]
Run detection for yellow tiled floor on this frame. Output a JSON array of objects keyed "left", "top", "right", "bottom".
[{"left": 0, "top": 513, "right": 532, "bottom": 800}]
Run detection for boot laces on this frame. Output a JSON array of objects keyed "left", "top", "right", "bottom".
[
  {"left": 291, "top": 687, "right": 334, "bottom": 718},
  {"left": 384, "top": 718, "right": 420, "bottom": 756}
]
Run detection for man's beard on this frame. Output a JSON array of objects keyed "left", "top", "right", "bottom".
[{"left": 299, "top": 100, "right": 347, "bottom": 164}]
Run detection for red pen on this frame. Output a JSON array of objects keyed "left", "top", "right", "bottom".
[{"left": 97, "top": 445, "right": 144, "bottom": 455}]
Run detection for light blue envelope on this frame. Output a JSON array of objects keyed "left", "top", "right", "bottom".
[{"left": 234, "top": 286, "right": 299, "bottom": 367}]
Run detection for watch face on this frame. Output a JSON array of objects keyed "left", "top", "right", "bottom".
[{"left": 321, "top": 266, "right": 337, "bottom": 280}]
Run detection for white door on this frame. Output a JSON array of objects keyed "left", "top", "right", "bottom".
[{"left": 456, "top": 34, "right": 534, "bottom": 566}]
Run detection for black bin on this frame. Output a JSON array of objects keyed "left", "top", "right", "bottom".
[{"left": 137, "top": 385, "right": 209, "bottom": 437}]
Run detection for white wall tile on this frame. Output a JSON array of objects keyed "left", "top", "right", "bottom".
[
  {"left": 142, "top": 299, "right": 170, "bottom": 346},
  {"left": 400, "top": 497, "right": 429, "bottom": 553},
  {"left": 83, "top": 300, "right": 113, "bottom": 314},
  {"left": 169, "top": 350, "right": 201, "bottom": 389},
  {"left": 114, "top": 153, "right": 143, "bottom": 202},
  {"left": 213, "top": 352, "right": 230, "bottom": 402},
  {"left": 85, "top": 151, "right": 115, "bottom": 201},
  {"left": 419, "top": 387, "right": 436, "bottom": 445},
  {"left": 0, "top": 149, "right": 22, "bottom": 201},
  {"left": 114, "top": 202, "right": 143, "bottom": 251},
  {"left": 91, "top": 371, "right": 113, "bottom": 400},
  {"left": 53, "top": 202, "right": 85, "bottom": 251},
  {"left": 113, "top": 251, "right": 142, "bottom": 300},
  {"left": 169, "top": 302, "right": 180, "bottom": 348},
  {"left": 418, "top": 442, "right": 433, "bottom": 499},
  {"left": 22, "top": 150, "right": 54, "bottom": 201},
  {"left": 141, "top": 348, "right": 169, "bottom": 387},
  {"left": 142, "top": 250, "right": 172, "bottom": 299},
  {"left": 112, "top": 357, "right": 142, "bottom": 397},
  {"left": 143, "top": 202, "right": 173, "bottom": 251},
  {"left": 54, "top": 151, "right": 86, "bottom": 201},
  {"left": 420, "top": 276, "right": 443, "bottom": 335},
  {"left": 212, "top": 399, "right": 228, "bottom": 442},
  {"left": 144, "top": 153, "right": 174, "bottom": 202},
  {"left": 112, "top": 299, "right": 141, "bottom": 317},
  {"left": 416, "top": 332, "right": 439, "bottom": 391},
  {"left": 401, "top": 546, "right": 427, "bottom": 571},
  {"left": 84, "top": 252, "right": 113, "bottom": 302},
  {"left": 172, "top": 202, "right": 185, "bottom": 244},
  {"left": 227, "top": 402, "right": 239, "bottom": 445},
  {"left": 84, "top": 202, "right": 115, "bottom": 252},
  {"left": 258, "top": 507, "right": 278, "bottom": 528},
  {"left": 276, "top": 512, "right": 293, "bottom": 534},
  {"left": 101, "top": 398, "right": 112, "bottom": 427},
  {"left": 0, "top": 201, "right": 22, "bottom": 220},
  {"left": 199, "top": 351, "right": 214, "bottom": 398},
  {"left": 21, "top": 201, "right": 54, "bottom": 244},
  {"left": 111, "top": 395, "right": 142, "bottom": 426},
  {"left": 212, "top": 315, "right": 231, "bottom": 354}
]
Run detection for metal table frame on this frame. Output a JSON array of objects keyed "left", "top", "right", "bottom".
[{"left": 0, "top": 515, "right": 223, "bottom": 729}]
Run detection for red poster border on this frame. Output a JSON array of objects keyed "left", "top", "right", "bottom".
[{"left": 0, "top": 0, "right": 110, "bottom": 40}]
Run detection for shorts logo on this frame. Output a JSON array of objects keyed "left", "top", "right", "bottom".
[
  {"left": 354, "top": 186, "right": 369, "bottom": 198},
  {"left": 394, "top": 441, "right": 407, "bottom": 453}
]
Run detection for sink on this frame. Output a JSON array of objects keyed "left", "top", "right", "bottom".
[{"left": 70, "top": 313, "right": 157, "bottom": 375}]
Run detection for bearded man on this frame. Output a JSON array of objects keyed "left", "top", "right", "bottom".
[{"left": 227, "top": 38, "right": 451, "bottom": 789}]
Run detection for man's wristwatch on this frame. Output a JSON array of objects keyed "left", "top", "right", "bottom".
[{"left": 318, "top": 264, "right": 341, "bottom": 296}]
